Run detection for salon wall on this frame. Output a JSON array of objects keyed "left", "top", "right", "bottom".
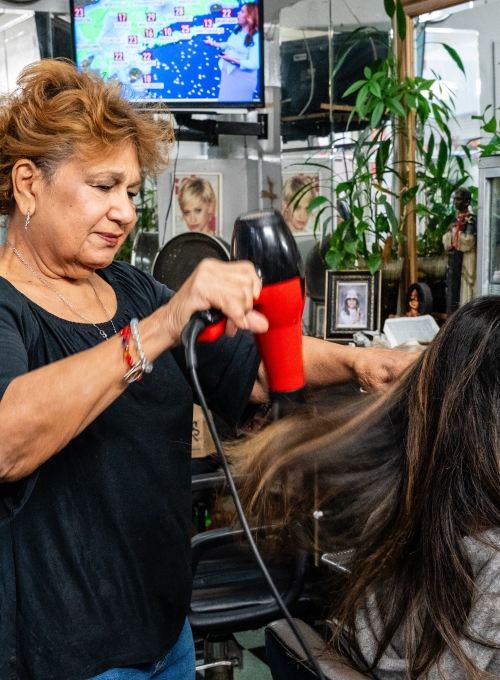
[{"left": 157, "top": 157, "right": 262, "bottom": 245}]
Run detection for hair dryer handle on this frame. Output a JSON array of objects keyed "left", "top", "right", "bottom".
[{"left": 196, "top": 309, "right": 227, "bottom": 343}]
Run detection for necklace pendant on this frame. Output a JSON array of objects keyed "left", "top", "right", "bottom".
[{"left": 99, "top": 330, "right": 108, "bottom": 340}]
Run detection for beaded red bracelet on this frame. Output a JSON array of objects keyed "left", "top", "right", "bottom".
[{"left": 119, "top": 326, "right": 134, "bottom": 368}]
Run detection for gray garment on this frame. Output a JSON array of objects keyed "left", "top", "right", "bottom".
[{"left": 356, "top": 529, "right": 500, "bottom": 679}]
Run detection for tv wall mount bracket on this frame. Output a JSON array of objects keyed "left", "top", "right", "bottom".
[{"left": 174, "top": 112, "right": 268, "bottom": 145}]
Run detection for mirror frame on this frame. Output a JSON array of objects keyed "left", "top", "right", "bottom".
[{"left": 402, "top": 0, "right": 466, "bottom": 17}]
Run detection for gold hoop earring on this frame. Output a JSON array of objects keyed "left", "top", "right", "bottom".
[{"left": 24, "top": 211, "right": 30, "bottom": 231}]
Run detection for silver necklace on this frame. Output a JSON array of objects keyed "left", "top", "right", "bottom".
[{"left": 5, "top": 241, "right": 118, "bottom": 340}]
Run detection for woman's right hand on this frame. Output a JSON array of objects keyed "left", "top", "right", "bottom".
[
  {"left": 203, "top": 37, "right": 217, "bottom": 47},
  {"left": 160, "top": 259, "right": 269, "bottom": 345}
]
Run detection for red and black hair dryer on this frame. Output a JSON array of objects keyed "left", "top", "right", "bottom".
[
  {"left": 189, "top": 210, "right": 306, "bottom": 413},
  {"left": 231, "top": 210, "right": 306, "bottom": 410}
]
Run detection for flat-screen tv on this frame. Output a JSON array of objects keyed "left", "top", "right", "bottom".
[
  {"left": 281, "top": 32, "right": 389, "bottom": 141},
  {"left": 71, "top": 0, "right": 264, "bottom": 108}
]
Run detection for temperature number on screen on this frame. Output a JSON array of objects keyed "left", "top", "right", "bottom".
[
  {"left": 180, "top": 24, "right": 190, "bottom": 33},
  {"left": 146, "top": 12, "right": 156, "bottom": 21},
  {"left": 114, "top": 52, "right": 124, "bottom": 61},
  {"left": 221, "top": 8, "right": 232, "bottom": 17},
  {"left": 174, "top": 7, "right": 184, "bottom": 15},
  {"left": 74, "top": 7, "right": 85, "bottom": 18},
  {"left": 162, "top": 26, "right": 173, "bottom": 36},
  {"left": 142, "top": 51, "right": 153, "bottom": 60},
  {"left": 203, "top": 18, "right": 214, "bottom": 28},
  {"left": 117, "top": 13, "right": 127, "bottom": 21},
  {"left": 144, "top": 28, "right": 154, "bottom": 37},
  {"left": 143, "top": 74, "right": 153, "bottom": 83},
  {"left": 128, "top": 35, "right": 138, "bottom": 44}
]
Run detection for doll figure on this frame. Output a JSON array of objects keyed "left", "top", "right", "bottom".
[{"left": 443, "top": 188, "right": 477, "bottom": 315}]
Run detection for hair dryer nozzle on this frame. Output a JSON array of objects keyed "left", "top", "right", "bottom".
[{"left": 231, "top": 210, "right": 305, "bottom": 289}]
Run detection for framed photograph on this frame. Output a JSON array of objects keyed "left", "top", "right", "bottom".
[
  {"left": 173, "top": 173, "right": 222, "bottom": 237},
  {"left": 281, "top": 172, "right": 320, "bottom": 237},
  {"left": 308, "top": 299, "right": 325, "bottom": 338},
  {"left": 325, "top": 270, "right": 381, "bottom": 341}
]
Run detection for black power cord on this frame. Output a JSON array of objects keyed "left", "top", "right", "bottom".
[{"left": 182, "top": 314, "right": 327, "bottom": 680}]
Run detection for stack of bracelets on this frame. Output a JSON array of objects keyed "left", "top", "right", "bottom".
[{"left": 119, "top": 318, "right": 154, "bottom": 383}]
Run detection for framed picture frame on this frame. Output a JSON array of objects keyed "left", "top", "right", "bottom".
[
  {"left": 173, "top": 173, "right": 222, "bottom": 237},
  {"left": 308, "top": 299, "right": 325, "bottom": 339},
  {"left": 324, "top": 270, "right": 381, "bottom": 341},
  {"left": 281, "top": 171, "right": 321, "bottom": 238}
]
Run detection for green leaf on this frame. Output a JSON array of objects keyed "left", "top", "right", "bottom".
[
  {"left": 404, "top": 92, "right": 416, "bottom": 110},
  {"left": 355, "top": 83, "right": 370, "bottom": 118},
  {"left": 369, "top": 81, "right": 382, "bottom": 98},
  {"left": 415, "top": 204, "right": 433, "bottom": 217},
  {"left": 306, "top": 195, "right": 328, "bottom": 213},
  {"left": 368, "top": 252, "right": 383, "bottom": 275},
  {"left": 330, "top": 45, "right": 355, "bottom": 82},
  {"left": 483, "top": 116, "right": 497, "bottom": 134},
  {"left": 342, "top": 79, "right": 367, "bottom": 99},
  {"left": 325, "top": 249, "right": 343, "bottom": 271},
  {"left": 455, "top": 155, "right": 465, "bottom": 177},
  {"left": 426, "top": 133, "right": 435, "bottom": 166},
  {"left": 384, "top": 0, "right": 395, "bottom": 17},
  {"left": 384, "top": 201, "right": 399, "bottom": 236},
  {"left": 402, "top": 185, "right": 418, "bottom": 205},
  {"left": 344, "top": 240, "right": 358, "bottom": 255},
  {"left": 440, "top": 43, "right": 466, "bottom": 77},
  {"left": 436, "top": 138, "right": 448, "bottom": 179},
  {"left": 364, "top": 66, "right": 372, "bottom": 80},
  {"left": 371, "top": 100, "right": 385, "bottom": 130},
  {"left": 462, "top": 144, "right": 472, "bottom": 163},
  {"left": 432, "top": 104, "right": 445, "bottom": 131},
  {"left": 387, "top": 97, "right": 406, "bottom": 117},
  {"left": 396, "top": 0, "right": 407, "bottom": 41},
  {"left": 335, "top": 182, "right": 350, "bottom": 196},
  {"left": 375, "top": 138, "right": 391, "bottom": 183},
  {"left": 352, "top": 205, "right": 364, "bottom": 220}
]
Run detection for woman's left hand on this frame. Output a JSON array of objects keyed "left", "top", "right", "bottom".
[
  {"left": 350, "top": 347, "right": 417, "bottom": 392},
  {"left": 251, "top": 337, "right": 417, "bottom": 403}
]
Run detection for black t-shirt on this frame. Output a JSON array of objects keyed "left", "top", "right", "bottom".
[{"left": 0, "top": 261, "right": 260, "bottom": 680}]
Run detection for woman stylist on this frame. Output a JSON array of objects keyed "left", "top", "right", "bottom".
[
  {"left": 204, "top": 3, "right": 260, "bottom": 102},
  {"left": 0, "top": 60, "right": 412, "bottom": 680}
]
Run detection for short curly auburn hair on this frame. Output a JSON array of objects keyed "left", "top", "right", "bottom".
[{"left": 0, "top": 59, "right": 174, "bottom": 215}]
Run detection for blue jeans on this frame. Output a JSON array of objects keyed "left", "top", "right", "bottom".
[{"left": 89, "top": 619, "right": 195, "bottom": 680}]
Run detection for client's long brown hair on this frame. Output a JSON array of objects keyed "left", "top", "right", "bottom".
[{"left": 233, "top": 297, "right": 500, "bottom": 679}]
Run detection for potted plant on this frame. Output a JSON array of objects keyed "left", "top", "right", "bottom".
[{"left": 298, "top": 5, "right": 473, "bottom": 322}]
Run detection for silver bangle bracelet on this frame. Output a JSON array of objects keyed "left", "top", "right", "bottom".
[
  {"left": 130, "top": 318, "right": 153, "bottom": 374},
  {"left": 124, "top": 361, "right": 144, "bottom": 384}
]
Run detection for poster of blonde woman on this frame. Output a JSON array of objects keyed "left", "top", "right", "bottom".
[
  {"left": 174, "top": 174, "right": 222, "bottom": 237},
  {"left": 281, "top": 173, "right": 319, "bottom": 236}
]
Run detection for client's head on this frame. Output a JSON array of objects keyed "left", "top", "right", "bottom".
[{"left": 235, "top": 296, "right": 500, "bottom": 679}]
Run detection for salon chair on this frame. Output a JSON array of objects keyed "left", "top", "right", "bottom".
[
  {"left": 264, "top": 551, "right": 372, "bottom": 680},
  {"left": 265, "top": 619, "right": 369, "bottom": 680},
  {"left": 190, "top": 472, "right": 311, "bottom": 679}
]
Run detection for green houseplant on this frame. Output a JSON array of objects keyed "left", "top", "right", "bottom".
[{"left": 296, "top": 1, "right": 473, "bottom": 278}]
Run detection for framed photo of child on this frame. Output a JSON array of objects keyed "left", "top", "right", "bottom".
[
  {"left": 281, "top": 172, "right": 320, "bottom": 237},
  {"left": 325, "top": 270, "right": 381, "bottom": 341},
  {"left": 173, "top": 173, "right": 222, "bottom": 237}
]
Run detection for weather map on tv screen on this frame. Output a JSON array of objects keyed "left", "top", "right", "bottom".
[{"left": 72, "top": 0, "right": 263, "bottom": 105}]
